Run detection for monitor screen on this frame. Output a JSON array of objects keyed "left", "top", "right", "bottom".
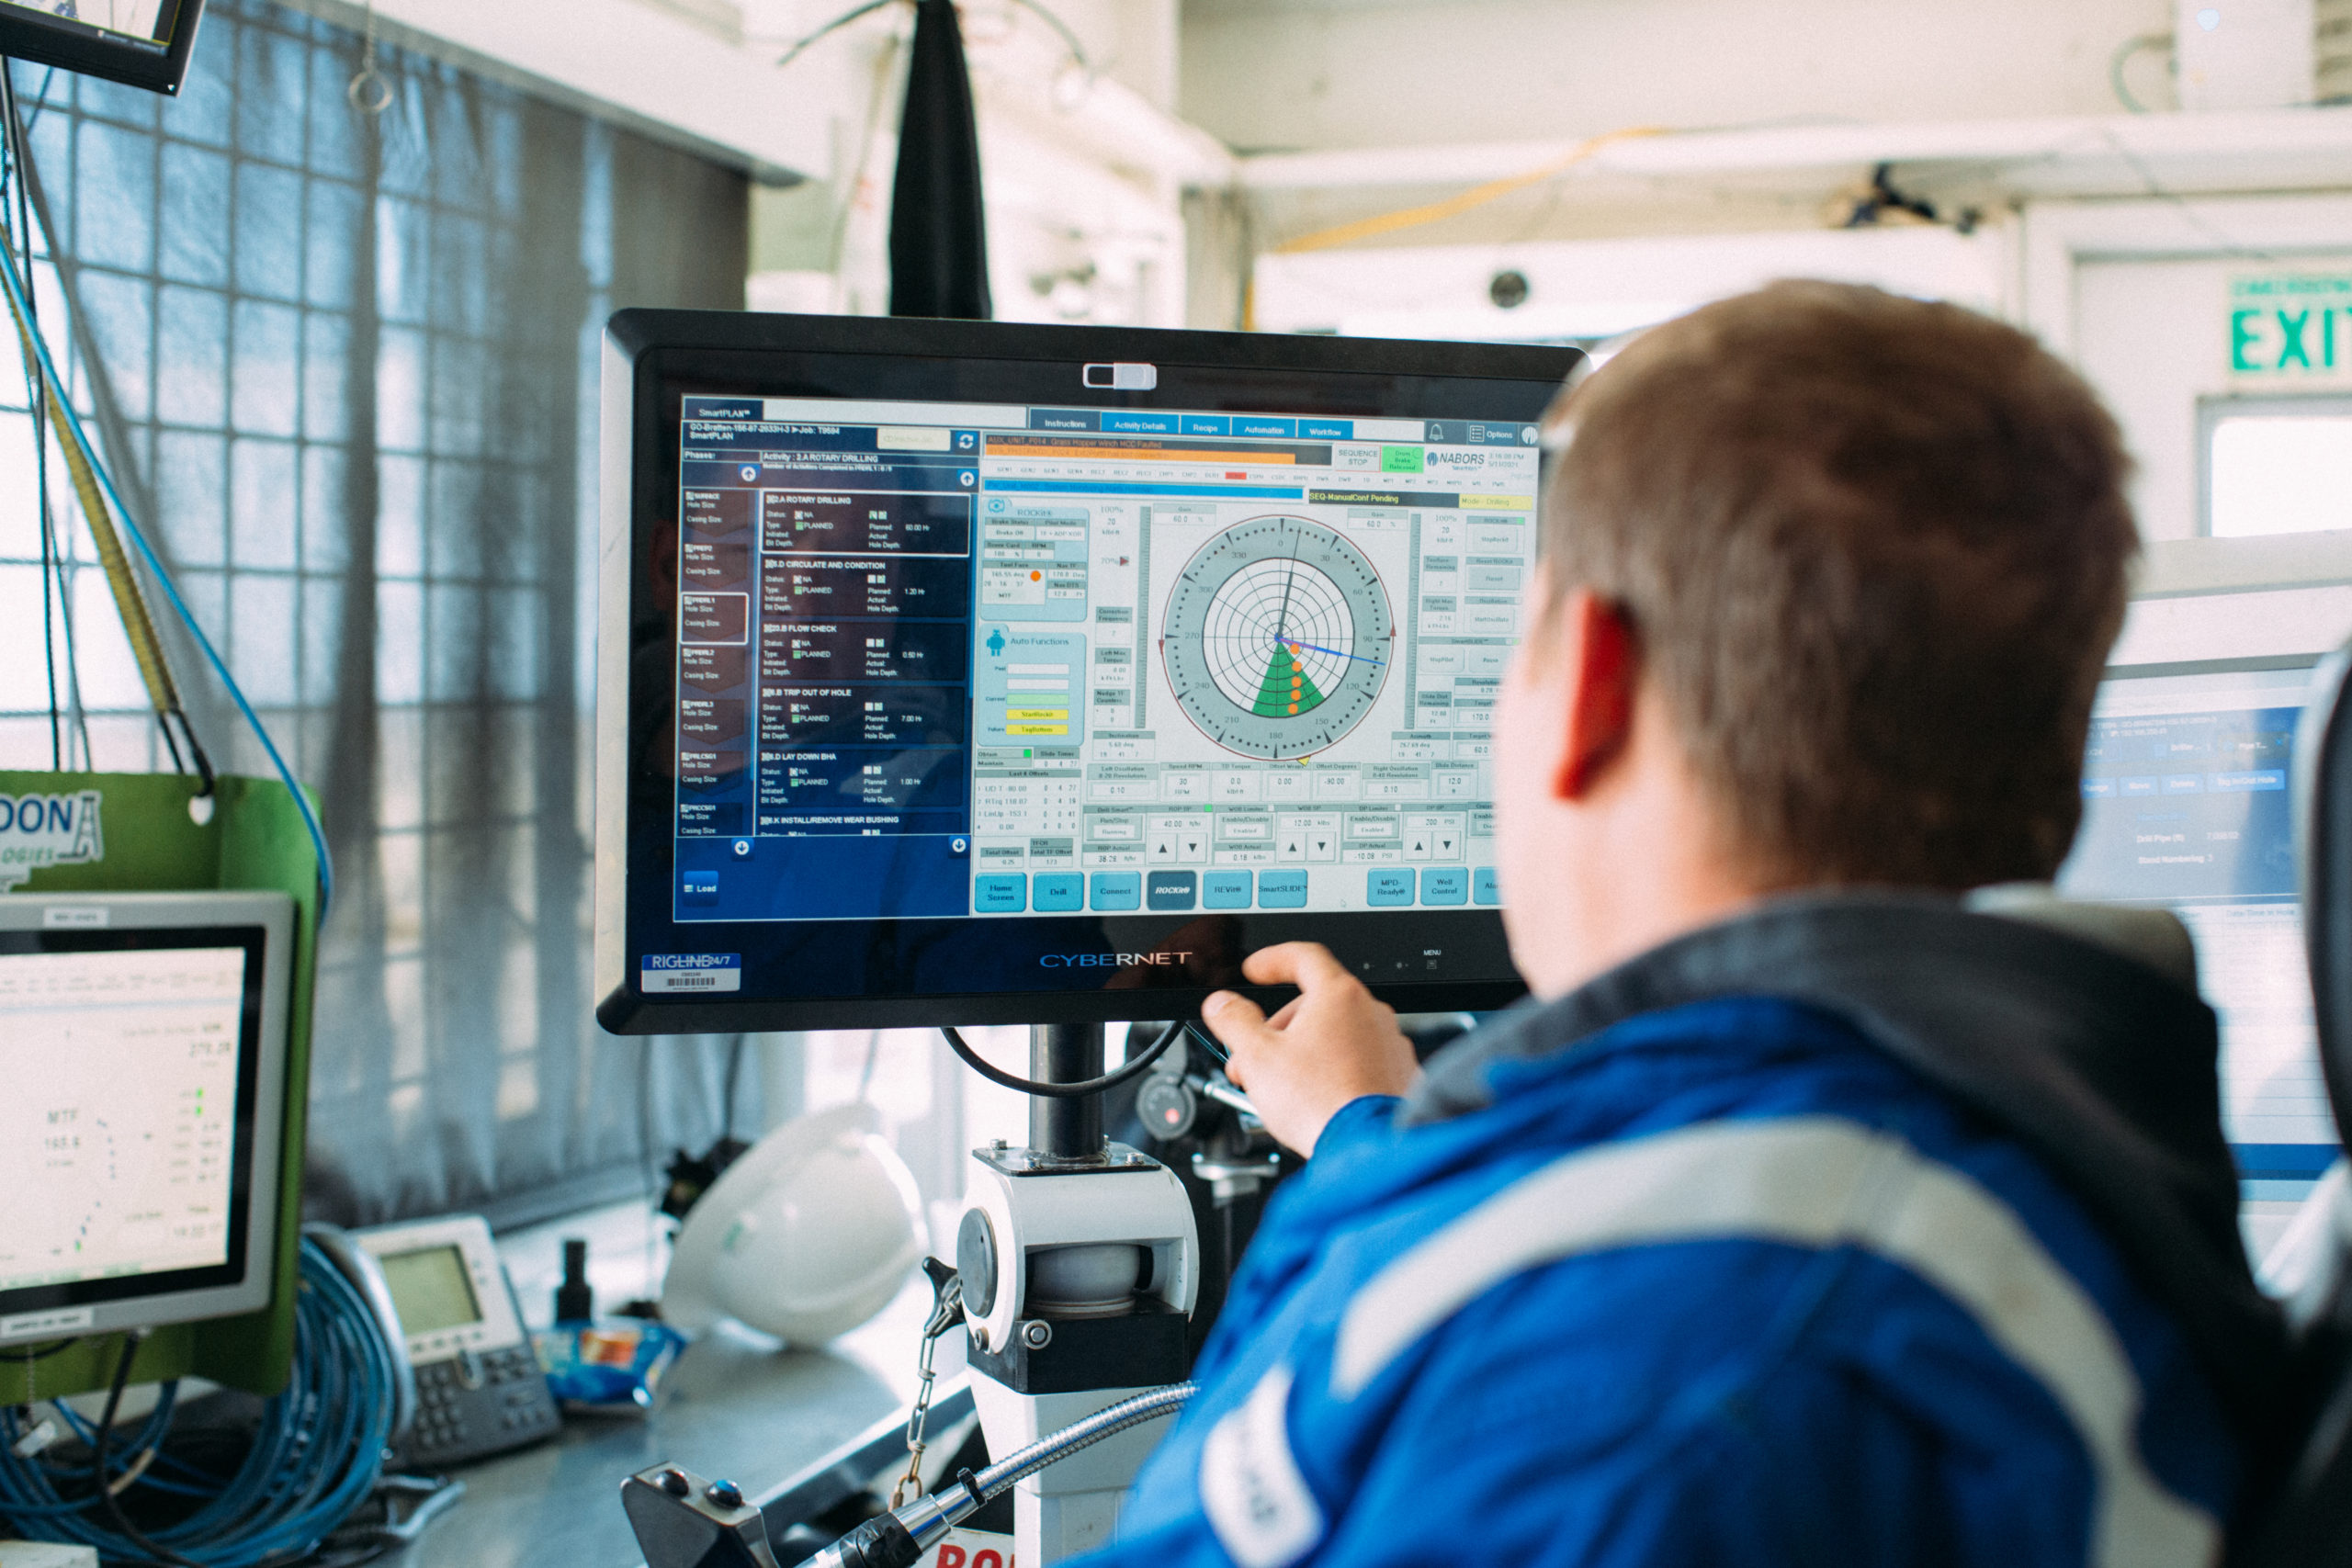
[
  {"left": 377, "top": 1244, "right": 482, "bottom": 1337},
  {"left": 0, "top": 891, "right": 289, "bottom": 1341},
  {"left": 598, "top": 315, "right": 1578, "bottom": 1032},
  {"left": 2056, "top": 661, "right": 2329, "bottom": 1184},
  {"left": 0, "top": 0, "right": 205, "bottom": 94}
]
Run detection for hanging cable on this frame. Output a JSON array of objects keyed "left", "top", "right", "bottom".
[
  {"left": 775, "top": 0, "right": 898, "bottom": 70},
  {"left": 941, "top": 1019, "right": 1182, "bottom": 1099},
  {"left": 0, "top": 58, "right": 58, "bottom": 768},
  {"left": 87, "top": 1334, "right": 201, "bottom": 1568},
  {"left": 9, "top": 59, "right": 86, "bottom": 773},
  {"left": 0, "top": 177, "right": 327, "bottom": 914},
  {"left": 2110, "top": 31, "right": 2173, "bottom": 115},
  {"left": 0, "top": 68, "right": 210, "bottom": 793},
  {"left": 1006, "top": 0, "right": 1091, "bottom": 81}
]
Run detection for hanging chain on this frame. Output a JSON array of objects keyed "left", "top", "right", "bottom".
[
  {"left": 891, "top": 1261, "right": 967, "bottom": 1509},
  {"left": 346, "top": 0, "right": 391, "bottom": 114}
]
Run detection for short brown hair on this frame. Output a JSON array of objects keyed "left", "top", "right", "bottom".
[{"left": 1542, "top": 280, "right": 2136, "bottom": 889}]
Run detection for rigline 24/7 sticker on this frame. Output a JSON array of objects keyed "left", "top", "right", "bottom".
[{"left": 640, "top": 953, "right": 741, "bottom": 993}]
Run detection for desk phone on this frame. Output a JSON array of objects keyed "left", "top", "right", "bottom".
[{"left": 354, "top": 1213, "right": 561, "bottom": 1467}]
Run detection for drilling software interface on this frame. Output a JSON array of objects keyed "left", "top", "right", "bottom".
[{"left": 669, "top": 397, "right": 1541, "bottom": 923}]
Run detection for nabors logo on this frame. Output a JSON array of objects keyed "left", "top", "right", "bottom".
[
  {"left": 0, "top": 791, "right": 104, "bottom": 892},
  {"left": 1040, "top": 952, "right": 1193, "bottom": 969}
]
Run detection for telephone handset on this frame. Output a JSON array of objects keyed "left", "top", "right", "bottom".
[{"left": 341, "top": 1213, "right": 563, "bottom": 1466}]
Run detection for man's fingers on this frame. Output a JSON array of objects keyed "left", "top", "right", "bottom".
[
  {"left": 1240, "top": 941, "right": 1354, "bottom": 991},
  {"left": 1201, "top": 989, "right": 1276, "bottom": 1063}
]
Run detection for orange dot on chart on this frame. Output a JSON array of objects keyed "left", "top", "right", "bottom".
[
  {"left": 1030, "top": 570, "right": 1041, "bottom": 581},
  {"left": 1287, "top": 703, "right": 1298, "bottom": 714}
]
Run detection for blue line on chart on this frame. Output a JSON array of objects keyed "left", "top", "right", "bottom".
[{"left": 1280, "top": 637, "right": 1386, "bottom": 668}]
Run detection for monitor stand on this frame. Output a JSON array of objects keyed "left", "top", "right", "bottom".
[{"left": 959, "top": 1022, "right": 1200, "bottom": 1566}]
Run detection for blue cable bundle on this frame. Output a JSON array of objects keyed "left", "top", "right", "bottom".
[{"left": 0, "top": 1238, "right": 400, "bottom": 1566}]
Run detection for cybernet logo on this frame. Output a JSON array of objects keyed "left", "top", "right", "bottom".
[
  {"left": 0, "top": 791, "right": 104, "bottom": 892},
  {"left": 1039, "top": 952, "right": 1193, "bottom": 969}
]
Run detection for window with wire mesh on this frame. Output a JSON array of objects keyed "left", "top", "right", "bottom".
[{"left": 0, "top": 0, "right": 757, "bottom": 1225}]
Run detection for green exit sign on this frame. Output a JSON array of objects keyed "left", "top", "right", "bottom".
[{"left": 2229, "top": 274, "right": 2352, "bottom": 383}]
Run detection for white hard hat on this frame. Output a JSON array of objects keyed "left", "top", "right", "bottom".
[{"left": 662, "top": 1102, "right": 923, "bottom": 1343}]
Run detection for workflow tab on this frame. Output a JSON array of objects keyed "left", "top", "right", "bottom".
[
  {"left": 1419, "top": 867, "right": 1467, "bottom": 906},
  {"left": 1033, "top": 874, "right": 1083, "bottom": 912},
  {"left": 1367, "top": 869, "right": 1414, "bottom": 907},
  {"left": 974, "top": 874, "right": 1027, "bottom": 914},
  {"left": 677, "top": 694, "right": 745, "bottom": 749},
  {"left": 1256, "top": 869, "right": 1308, "bottom": 908},
  {"left": 679, "top": 593, "right": 749, "bottom": 646},
  {"left": 1202, "top": 870, "right": 1253, "bottom": 909},
  {"left": 760, "top": 684, "right": 966, "bottom": 748},
  {"left": 1147, "top": 871, "right": 1198, "bottom": 910},
  {"left": 761, "top": 491, "right": 974, "bottom": 556},
  {"left": 758, "top": 618, "right": 969, "bottom": 684},
  {"left": 765, "top": 554, "right": 970, "bottom": 620},
  {"left": 681, "top": 534, "right": 749, "bottom": 589},
  {"left": 1090, "top": 872, "right": 1142, "bottom": 911},
  {"left": 1474, "top": 867, "right": 1500, "bottom": 906}
]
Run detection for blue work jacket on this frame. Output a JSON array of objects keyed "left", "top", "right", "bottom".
[{"left": 1080, "top": 895, "right": 2285, "bottom": 1568}]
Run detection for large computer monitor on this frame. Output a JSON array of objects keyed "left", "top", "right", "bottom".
[
  {"left": 0, "top": 889, "right": 291, "bottom": 1343},
  {"left": 595, "top": 313, "right": 1579, "bottom": 1032},
  {"left": 0, "top": 0, "right": 207, "bottom": 96},
  {"left": 2056, "top": 657, "right": 2331, "bottom": 1185}
]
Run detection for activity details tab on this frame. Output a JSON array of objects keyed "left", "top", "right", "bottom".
[
  {"left": 761, "top": 491, "right": 973, "bottom": 556},
  {"left": 765, "top": 554, "right": 969, "bottom": 619}
]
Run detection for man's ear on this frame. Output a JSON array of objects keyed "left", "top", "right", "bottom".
[{"left": 1554, "top": 591, "right": 1640, "bottom": 800}]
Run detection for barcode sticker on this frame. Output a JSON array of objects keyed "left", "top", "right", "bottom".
[{"left": 641, "top": 953, "right": 741, "bottom": 993}]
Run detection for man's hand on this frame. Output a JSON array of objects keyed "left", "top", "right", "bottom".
[{"left": 1202, "top": 942, "right": 1419, "bottom": 1156}]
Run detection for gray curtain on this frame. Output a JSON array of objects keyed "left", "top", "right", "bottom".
[{"left": 20, "top": 0, "right": 758, "bottom": 1225}]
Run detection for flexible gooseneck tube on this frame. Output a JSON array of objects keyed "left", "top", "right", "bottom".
[{"left": 804, "top": 1382, "right": 1197, "bottom": 1568}]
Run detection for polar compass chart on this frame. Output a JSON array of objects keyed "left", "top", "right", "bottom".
[{"left": 1163, "top": 516, "right": 1394, "bottom": 761}]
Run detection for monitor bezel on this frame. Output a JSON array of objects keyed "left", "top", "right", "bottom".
[
  {"left": 0, "top": 0, "right": 208, "bottom": 96},
  {"left": 596, "top": 310, "right": 1579, "bottom": 1034},
  {"left": 0, "top": 889, "right": 289, "bottom": 1342}
]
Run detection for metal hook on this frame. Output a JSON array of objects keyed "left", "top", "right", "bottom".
[{"left": 347, "top": 0, "right": 391, "bottom": 115}]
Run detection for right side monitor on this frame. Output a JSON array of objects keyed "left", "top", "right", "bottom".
[{"left": 2059, "top": 660, "right": 2328, "bottom": 1186}]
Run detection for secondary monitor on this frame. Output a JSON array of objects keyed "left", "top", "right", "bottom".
[
  {"left": 596, "top": 312, "right": 1579, "bottom": 1032},
  {"left": 0, "top": 888, "right": 292, "bottom": 1343},
  {"left": 0, "top": 0, "right": 207, "bottom": 96},
  {"left": 2055, "top": 658, "right": 2329, "bottom": 1186}
]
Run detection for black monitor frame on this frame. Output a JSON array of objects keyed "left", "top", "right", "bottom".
[
  {"left": 595, "top": 310, "right": 1580, "bottom": 1033},
  {"left": 0, "top": 0, "right": 207, "bottom": 96}
]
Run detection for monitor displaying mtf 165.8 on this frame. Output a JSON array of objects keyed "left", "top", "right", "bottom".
[
  {"left": 595, "top": 313, "right": 1579, "bottom": 1032},
  {"left": 0, "top": 889, "right": 291, "bottom": 1343}
]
